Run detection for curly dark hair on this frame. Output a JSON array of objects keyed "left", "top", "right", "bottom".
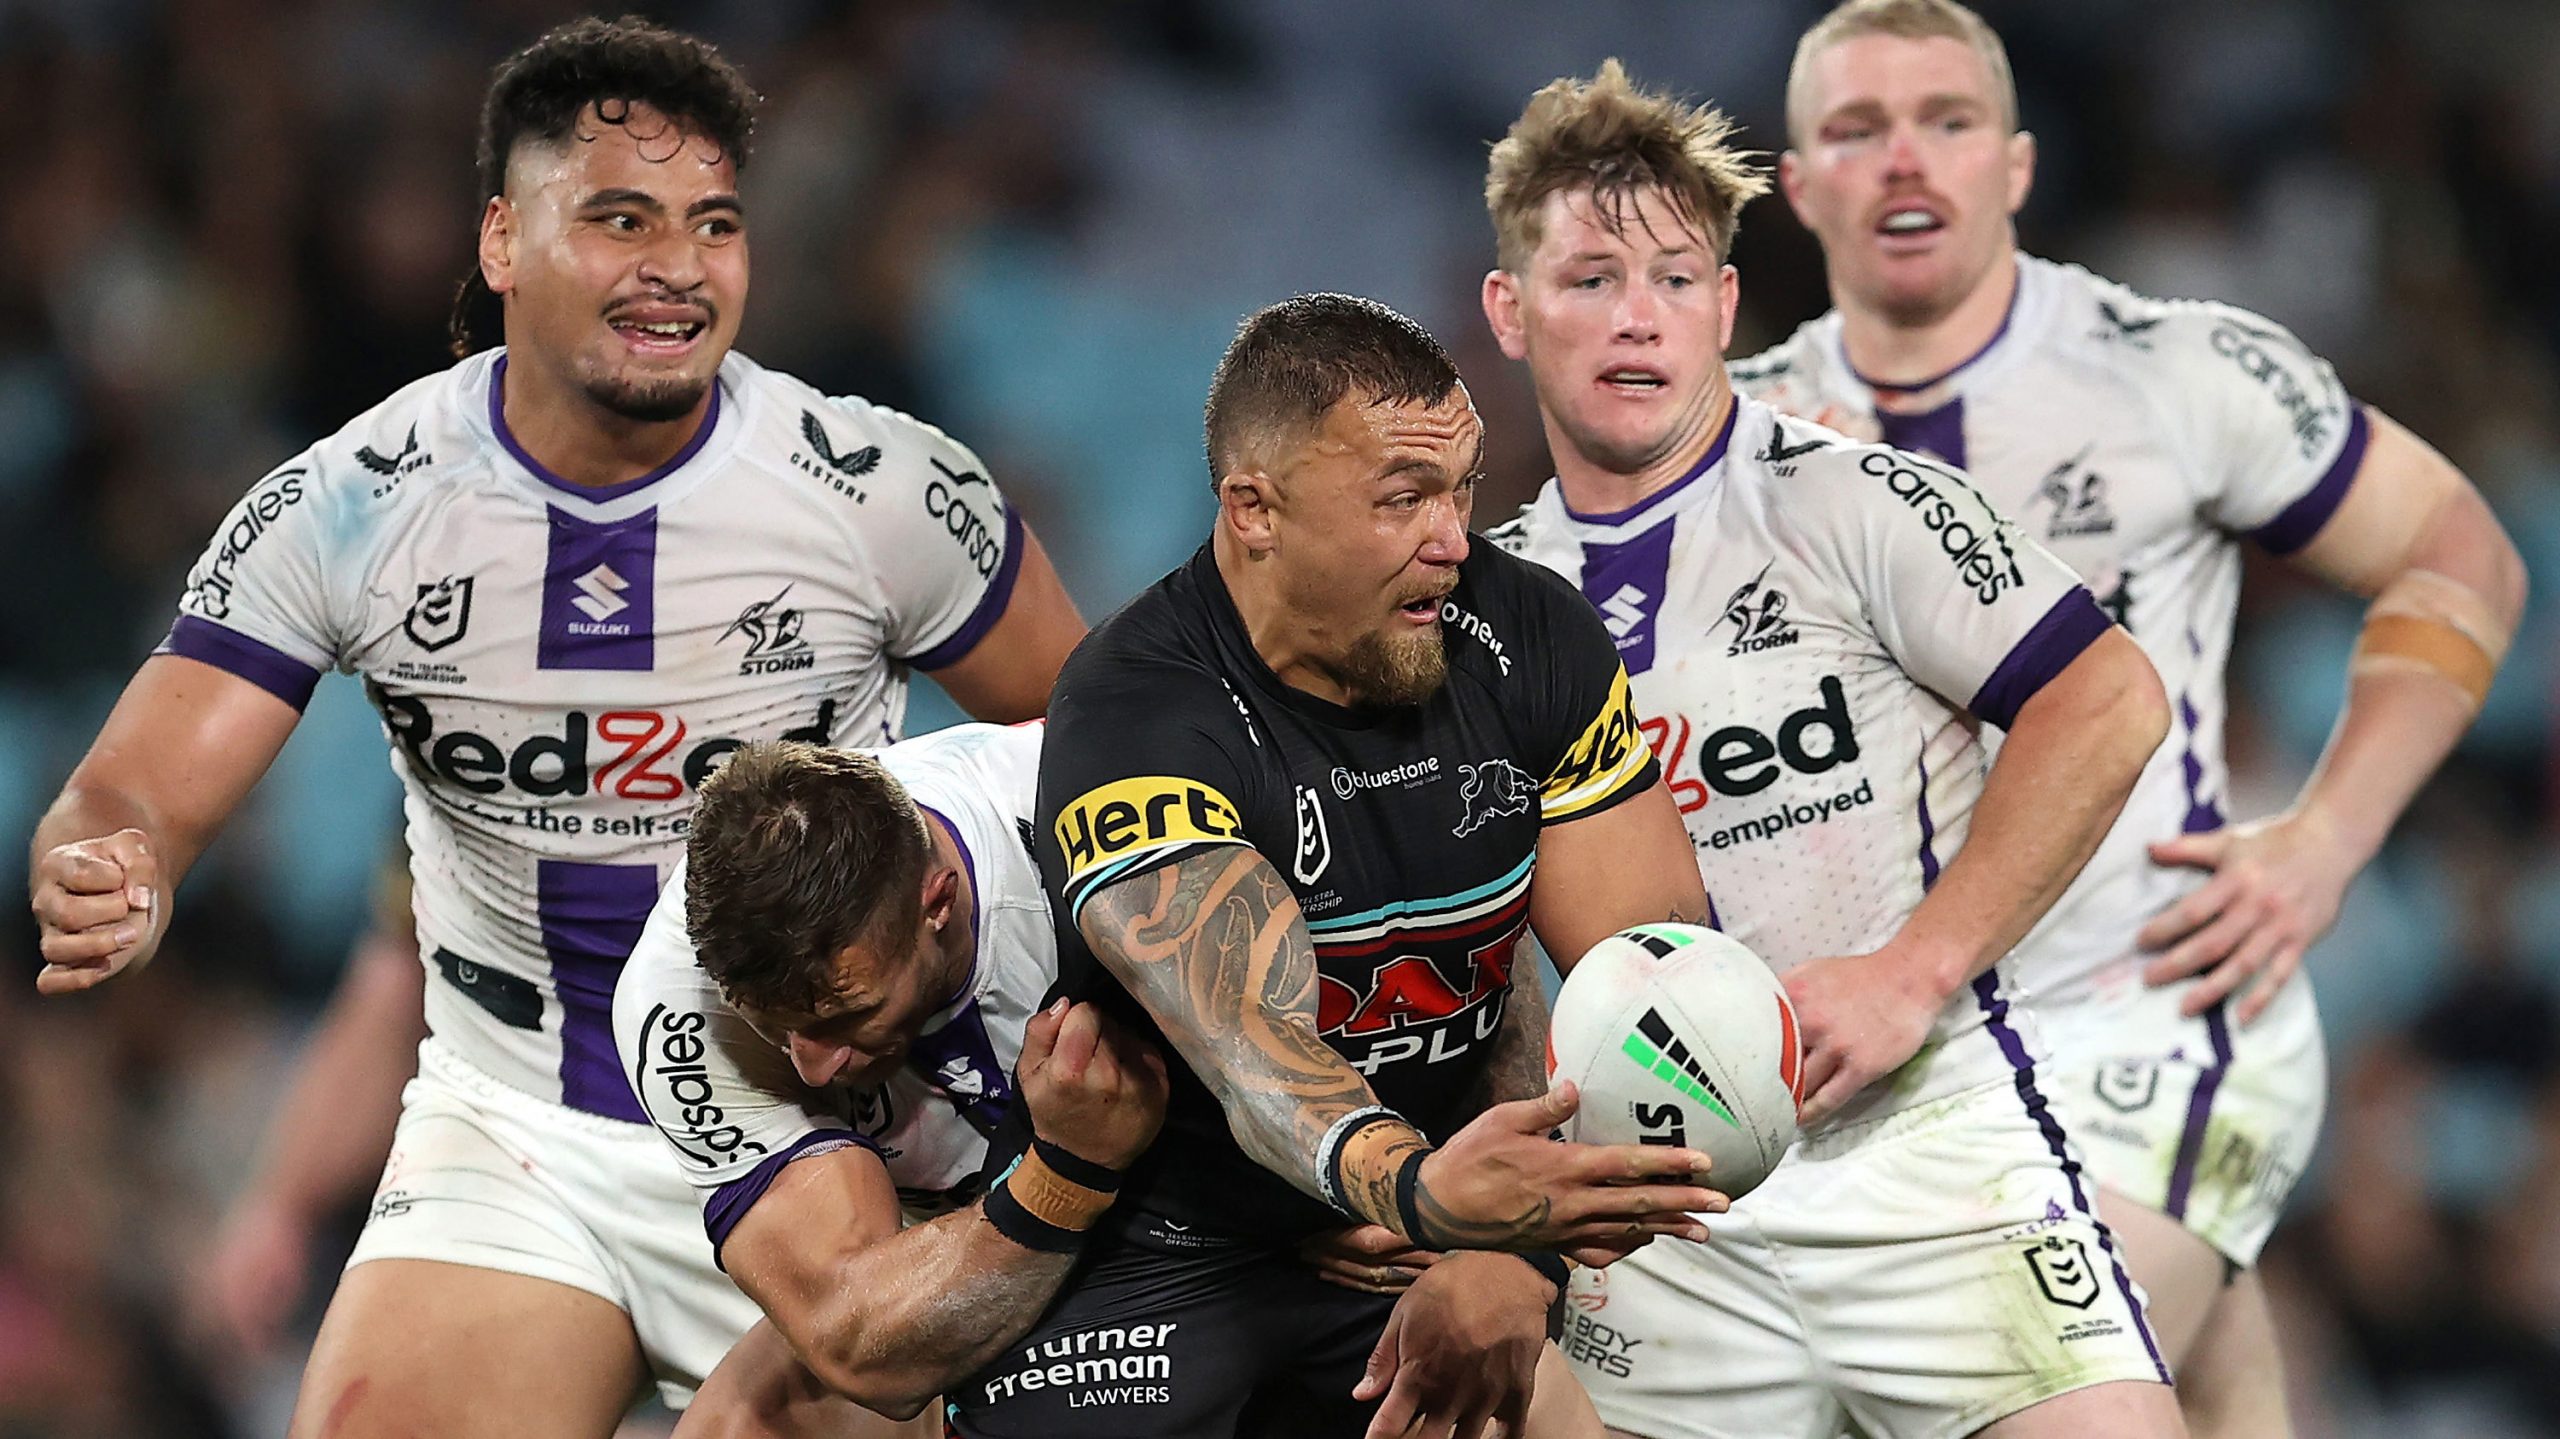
[{"left": 450, "top": 15, "right": 761, "bottom": 355}]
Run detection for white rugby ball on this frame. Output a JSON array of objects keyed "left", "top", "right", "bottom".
[{"left": 1549, "top": 923, "right": 1803, "bottom": 1199}]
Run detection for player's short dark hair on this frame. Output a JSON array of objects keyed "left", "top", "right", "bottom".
[
  {"left": 1203, "top": 293, "right": 1463, "bottom": 490},
  {"left": 450, "top": 15, "right": 761, "bottom": 355},
  {"left": 684, "top": 742, "right": 932, "bottom": 1018}
]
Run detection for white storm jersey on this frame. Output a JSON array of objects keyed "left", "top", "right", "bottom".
[
  {"left": 612, "top": 723, "right": 1055, "bottom": 1250},
  {"left": 1493, "top": 398, "right": 2108, "bottom": 1131},
  {"left": 1733, "top": 254, "right": 2368, "bottom": 1010},
  {"left": 165, "top": 348, "right": 1027, "bottom": 1120}
]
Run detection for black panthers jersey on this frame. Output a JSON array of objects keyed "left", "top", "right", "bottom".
[{"left": 1034, "top": 543, "right": 1655, "bottom": 1240}]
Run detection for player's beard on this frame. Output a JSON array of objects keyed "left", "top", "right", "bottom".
[
  {"left": 1339, "top": 620, "right": 1448, "bottom": 709},
  {"left": 583, "top": 370, "right": 714, "bottom": 423}
]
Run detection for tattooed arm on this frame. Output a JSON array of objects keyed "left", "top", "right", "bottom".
[
  {"left": 1467, "top": 958, "right": 1554, "bottom": 1112},
  {"left": 1077, "top": 844, "right": 1721, "bottom": 1252}
]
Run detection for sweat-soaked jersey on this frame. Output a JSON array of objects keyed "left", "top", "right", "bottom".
[
  {"left": 164, "top": 347, "right": 1024, "bottom": 1121},
  {"left": 1492, "top": 396, "right": 2109, "bottom": 1134},
  {"left": 612, "top": 723, "right": 1051, "bottom": 1256},
  {"left": 1732, "top": 254, "right": 2369, "bottom": 1010},
  {"left": 1034, "top": 544, "right": 1656, "bottom": 1241}
]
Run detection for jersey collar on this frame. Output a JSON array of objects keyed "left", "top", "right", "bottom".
[
  {"left": 1556, "top": 397, "right": 1739, "bottom": 529},
  {"left": 485, "top": 351, "right": 730, "bottom": 506}
]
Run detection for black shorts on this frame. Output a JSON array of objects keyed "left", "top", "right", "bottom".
[{"left": 947, "top": 1220, "right": 1395, "bottom": 1439}]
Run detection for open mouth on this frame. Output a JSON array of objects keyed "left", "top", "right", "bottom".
[
  {"left": 1396, "top": 590, "right": 1453, "bottom": 623},
  {"left": 607, "top": 310, "right": 711, "bottom": 354},
  {"left": 1876, "top": 205, "right": 1948, "bottom": 243},
  {"left": 1598, "top": 365, "right": 1669, "bottom": 395}
]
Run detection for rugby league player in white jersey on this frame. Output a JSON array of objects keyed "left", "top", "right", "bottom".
[
  {"left": 1484, "top": 62, "right": 2187, "bottom": 1439},
  {"left": 27, "top": 18, "right": 1083, "bottom": 1439},
  {"left": 1740, "top": 4, "right": 2525, "bottom": 1434}
]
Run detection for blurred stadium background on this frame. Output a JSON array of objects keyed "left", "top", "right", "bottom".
[{"left": 4, "top": 0, "right": 2559, "bottom": 1434}]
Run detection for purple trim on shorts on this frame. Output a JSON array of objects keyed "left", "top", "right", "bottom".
[
  {"left": 160, "top": 616, "right": 324, "bottom": 710},
  {"left": 1875, "top": 398, "right": 1967, "bottom": 469},
  {"left": 1968, "top": 589, "right": 2111, "bottom": 730},
  {"left": 2162, "top": 1003, "right": 2236, "bottom": 1221},
  {"left": 489, "top": 354, "right": 722, "bottom": 503},
  {"left": 2247, "top": 405, "right": 2369, "bottom": 556},
  {"left": 705, "top": 1129, "right": 882, "bottom": 1266},
  {"left": 1972, "top": 973, "right": 2175, "bottom": 1385},
  {"left": 538, "top": 859, "right": 656, "bottom": 1122},
  {"left": 1915, "top": 751, "right": 1941, "bottom": 891},
  {"left": 911, "top": 506, "right": 1026, "bottom": 672},
  {"left": 1558, "top": 400, "right": 1738, "bottom": 527}
]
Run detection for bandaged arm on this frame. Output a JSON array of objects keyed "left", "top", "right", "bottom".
[{"left": 2280, "top": 407, "right": 2527, "bottom": 862}]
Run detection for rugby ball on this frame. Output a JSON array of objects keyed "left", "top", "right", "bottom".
[{"left": 1549, "top": 923, "right": 1802, "bottom": 1199}]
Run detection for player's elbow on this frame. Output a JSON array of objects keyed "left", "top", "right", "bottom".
[{"left": 798, "top": 1343, "right": 939, "bottom": 1421}]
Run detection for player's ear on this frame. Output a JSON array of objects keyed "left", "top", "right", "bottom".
[
  {"left": 1218, "top": 469, "right": 1281, "bottom": 557},
  {"left": 1777, "top": 149, "right": 1808, "bottom": 221},
  {"left": 2005, "top": 130, "right": 2035, "bottom": 216},
  {"left": 921, "top": 864, "right": 960, "bottom": 931},
  {"left": 1717, "top": 264, "right": 1741, "bottom": 356},
  {"left": 1482, "top": 269, "right": 1528, "bottom": 362},
  {"left": 479, "top": 196, "right": 518, "bottom": 296}
]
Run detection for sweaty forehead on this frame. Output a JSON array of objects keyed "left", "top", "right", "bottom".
[
  {"left": 505, "top": 99, "right": 737, "bottom": 199},
  {"left": 1324, "top": 388, "right": 1481, "bottom": 472}
]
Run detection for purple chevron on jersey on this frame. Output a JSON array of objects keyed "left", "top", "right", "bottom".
[
  {"left": 540, "top": 507, "right": 658, "bottom": 671},
  {"left": 1876, "top": 398, "right": 1967, "bottom": 469},
  {"left": 540, "top": 859, "right": 656, "bottom": 1121},
  {"left": 1577, "top": 523, "right": 1676, "bottom": 676}
]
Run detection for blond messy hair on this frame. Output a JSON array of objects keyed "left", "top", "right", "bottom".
[
  {"left": 1485, "top": 59, "right": 1770, "bottom": 274},
  {"left": 1787, "top": 0, "right": 2018, "bottom": 144}
]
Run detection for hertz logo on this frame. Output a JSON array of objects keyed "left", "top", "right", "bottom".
[
  {"left": 1542, "top": 668, "right": 1646, "bottom": 818},
  {"left": 1054, "top": 776, "right": 1246, "bottom": 881}
]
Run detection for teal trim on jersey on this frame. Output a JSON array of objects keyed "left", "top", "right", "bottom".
[
  {"left": 1064, "top": 844, "right": 1215, "bottom": 923},
  {"left": 1303, "top": 852, "right": 1536, "bottom": 935}
]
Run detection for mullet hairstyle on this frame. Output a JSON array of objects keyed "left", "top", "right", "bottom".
[
  {"left": 449, "top": 15, "right": 761, "bottom": 356},
  {"left": 684, "top": 742, "right": 932, "bottom": 1019},
  {"left": 1203, "top": 292, "right": 1462, "bottom": 492},
  {"left": 1786, "top": 0, "right": 2019, "bottom": 144},
  {"left": 1485, "top": 58, "right": 1771, "bottom": 275}
]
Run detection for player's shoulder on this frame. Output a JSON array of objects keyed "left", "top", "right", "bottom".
[
  {"left": 2026, "top": 254, "right": 2321, "bottom": 389},
  {"left": 1728, "top": 395, "right": 1892, "bottom": 501},
  {"left": 883, "top": 722, "right": 1044, "bottom": 819},
  {"left": 742, "top": 357, "right": 989, "bottom": 492},
  {"left": 296, "top": 352, "right": 496, "bottom": 504},
  {"left": 1727, "top": 312, "right": 1837, "bottom": 403}
]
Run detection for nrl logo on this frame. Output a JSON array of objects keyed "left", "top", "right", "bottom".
[{"left": 403, "top": 575, "right": 475, "bottom": 652}]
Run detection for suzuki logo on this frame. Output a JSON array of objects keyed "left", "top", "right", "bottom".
[
  {"left": 572, "top": 564, "right": 630, "bottom": 621},
  {"left": 1600, "top": 584, "right": 1648, "bottom": 639}
]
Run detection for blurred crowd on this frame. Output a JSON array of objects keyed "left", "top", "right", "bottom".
[{"left": 3, "top": 0, "right": 2559, "bottom": 1434}]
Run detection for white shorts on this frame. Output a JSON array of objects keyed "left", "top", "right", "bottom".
[
  {"left": 1563, "top": 1080, "right": 2170, "bottom": 1439},
  {"left": 2039, "top": 972, "right": 2326, "bottom": 1267},
  {"left": 347, "top": 1038, "right": 764, "bottom": 1407}
]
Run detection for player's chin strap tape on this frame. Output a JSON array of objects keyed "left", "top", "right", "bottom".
[
  {"left": 1317, "top": 1105, "right": 1406, "bottom": 1216},
  {"left": 984, "top": 1139, "right": 1124, "bottom": 1254}
]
